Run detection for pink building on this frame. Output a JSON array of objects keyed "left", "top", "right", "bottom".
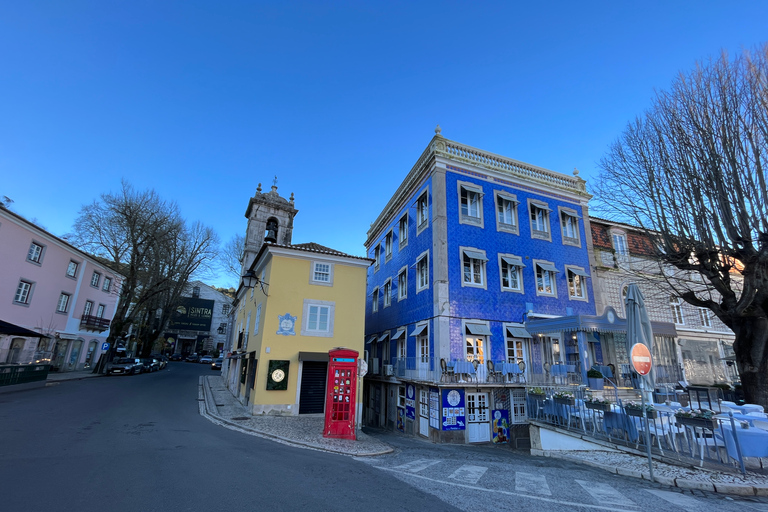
[{"left": 0, "top": 206, "right": 123, "bottom": 372}]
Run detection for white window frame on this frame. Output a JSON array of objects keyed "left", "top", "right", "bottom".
[
  {"left": 698, "top": 307, "right": 712, "bottom": 328},
  {"left": 83, "top": 300, "right": 93, "bottom": 317},
  {"left": 612, "top": 232, "right": 629, "bottom": 257},
  {"left": 565, "top": 265, "right": 588, "bottom": 301},
  {"left": 458, "top": 181, "right": 484, "bottom": 228},
  {"left": 463, "top": 321, "right": 489, "bottom": 363},
  {"left": 14, "top": 280, "right": 33, "bottom": 304},
  {"left": 373, "top": 244, "right": 380, "bottom": 272},
  {"left": 398, "top": 213, "right": 408, "bottom": 250},
  {"left": 398, "top": 385, "right": 406, "bottom": 407},
  {"left": 460, "top": 247, "right": 487, "bottom": 289},
  {"left": 383, "top": 279, "right": 392, "bottom": 308},
  {"left": 417, "top": 325, "right": 429, "bottom": 363},
  {"left": 91, "top": 271, "right": 101, "bottom": 287},
  {"left": 416, "top": 250, "right": 429, "bottom": 293},
  {"left": 505, "top": 333, "right": 527, "bottom": 365},
  {"left": 558, "top": 207, "right": 581, "bottom": 247},
  {"left": 66, "top": 261, "right": 79, "bottom": 278},
  {"left": 397, "top": 266, "right": 407, "bottom": 301},
  {"left": 56, "top": 293, "right": 70, "bottom": 313},
  {"left": 533, "top": 259, "right": 558, "bottom": 297},
  {"left": 670, "top": 297, "right": 685, "bottom": 325},
  {"left": 102, "top": 277, "right": 112, "bottom": 292},
  {"left": 372, "top": 287, "right": 379, "bottom": 313},
  {"left": 96, "top": 304, "right": 105, "bottom": 318},
  {"left": 528, "top": 199, "right": 552, "bottom": 241},
  {"left": 27, "top": 242, "right": 44, "bottom": 264},
  {"left": 494, "top": 191, "right": 519, "bottom": 234},
  {"left": 416, "top": 191, "right": 429, "bottom": 234},
  {"left": 301, "top": 299, "right": 335, "bottom": 337},
  {"left": 254, "top": 304, "right": 262, "bottom": 335},
  {"left": 397, "top": 335, "right": 406, "bottom": 360},
  {"left": 498, "top": 253, "right": 524, "bottom": 293},
  {"left": 385, "top": 230, "right": 393, "bottom": 261},
  {"left": 310, "top": 261, "right": 333, "bottom": 286}
]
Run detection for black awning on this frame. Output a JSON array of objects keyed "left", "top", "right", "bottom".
[
  {"left": 298, "top": 351, "right": 329, "bottom": 362},
  {"left": 0, "top": 319, "right": 49, "bottom": 338}
]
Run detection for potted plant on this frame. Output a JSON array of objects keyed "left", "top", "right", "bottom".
[
  {"left": 675, "top": 409, "right": 718, "bottom": 430},
  {"left": 624, "top": 401, "right": 657, "bottom": 419},
  {"left": 584, "top": 396, "right": 612, "bottom": 412},
  {"left": 527, "top": 387, "right": 546, "bottom": 401},
  {"left": 587, "top": 368, "right": 604, "bottom": 390},
  {"left": 553, "top": 390, "right": 575, "bottom": 406}
]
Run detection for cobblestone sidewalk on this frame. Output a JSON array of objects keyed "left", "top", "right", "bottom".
[{"left": 199, "top": 375, "right": 393, "bottom": 457}]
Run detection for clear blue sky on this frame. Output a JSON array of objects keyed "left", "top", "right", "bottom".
[{"left": 2, "top": 1, "right": 766, "bottom": 288}]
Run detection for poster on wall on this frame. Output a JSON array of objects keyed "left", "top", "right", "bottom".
[
  {"left": 441, "top": 388, "right": 465, "bottom": 431},
  {"left": 492, "top": 410, "right": 510, "bottom": 444},
  {"left": 405, "top": 384, "right": 416, "bottom": 420},
  {"left": 396, "top": 407, "right": 405, "bottom": 432},
  {"left": 429, "top": 387, "right": 440, "bottom": 429},
  {"left": 168, "top": 298, "right": 214, "bottom": 331}
]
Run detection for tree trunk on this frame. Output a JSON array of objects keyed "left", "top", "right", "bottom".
[{"left": 733, "top": 316, "right": 768, "bottom": 409}]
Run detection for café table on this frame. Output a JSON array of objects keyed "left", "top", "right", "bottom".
[
  {"left": 453, "top": 360, "right": 476, "bottom": 382},
  {"left": 717, "top": 423, "right": 768, "bottom": 461}
]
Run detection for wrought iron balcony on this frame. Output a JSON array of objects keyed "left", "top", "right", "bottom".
[{"left": 79, "top": 315, "right": 111, "bottom": 332}]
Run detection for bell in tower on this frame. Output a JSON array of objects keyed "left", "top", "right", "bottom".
[{"left": 264, "top": 218, "right": 279, "bottom": 243}]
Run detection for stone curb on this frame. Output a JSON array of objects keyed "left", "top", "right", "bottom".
[
  {"left": 198, "top": 377, "right": 393, "bottom": 458},
  {"left": 536, "top": 450, "right": 767, "bottom": 496}
]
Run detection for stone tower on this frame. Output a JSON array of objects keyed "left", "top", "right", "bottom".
[{"left": 241, "top": 182, "right": 298, "bottom": 276}]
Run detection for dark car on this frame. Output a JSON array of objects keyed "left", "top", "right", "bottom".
[
  {"left": 186, "top": 353, "right": 200, "bottom": 363},
  {"left": 169, "top": 354, "right": 183, "bottom": 361},
  {"left": 108, "top": 357, "right": 144, "bottom": 376},
  {"left": 151, "top": 354, "right": 168, "bottom": 369},
  {"left": 141, "top": 358, "right": 161, "bottom": 372},
  {"left": 211, "top": 358, "right": 223, "bottom": 370}
]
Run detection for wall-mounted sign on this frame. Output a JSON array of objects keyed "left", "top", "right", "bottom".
[
  {"left": 429, "top": 387, "right": 440, "bottom": 429},
  {"left": 396, "top": 407, "right": 405, "bottom": 432},
  {"left": 405, "top": 384, "right": 416, "bottom": 420},
  {"left": 441, "top": 389, "right": 465, "bottom": 431},
  {"left": 492, "top": 410, "right": 509, "bottom": 444},
  {"left": 267, "top": 360, "right": 290, "bottom": 390},
  {"left": 276, "top": 313, "right": 296, "bottom": 336},
  {"left": 168, "top": 298, "right": 214, "bottom": 331}
]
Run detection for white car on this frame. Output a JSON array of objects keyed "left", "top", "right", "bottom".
[{"left": 199, "top": 355, "right": 213, "bottom": 364}]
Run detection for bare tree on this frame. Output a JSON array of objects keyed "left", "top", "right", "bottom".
[
  {"left": 72, "top": 182, "right": 218, "bottom": 369},
  {"left": 593, "top": 44, "right": 768, "bottom": 407},
  {"left": 219, "top": 233, "right": 245, "bottom": 286}
]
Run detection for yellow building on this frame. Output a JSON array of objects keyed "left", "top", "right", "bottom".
[{"left": 227, "top": 242, "right": 371, "bottom": 418}]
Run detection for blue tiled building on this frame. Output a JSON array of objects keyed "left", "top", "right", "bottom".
[{"left": 363, "top": 129, "right": 603, "bottom": 445}]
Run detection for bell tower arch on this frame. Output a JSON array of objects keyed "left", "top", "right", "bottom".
[{"left": 241, "top": 181, "right": 298, "bottom": 276}]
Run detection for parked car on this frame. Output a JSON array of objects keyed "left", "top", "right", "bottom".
[
  {"left": 200, "top": 355, "right": 213, "bottom": 364},
  {"left": 211, "top": 358, "right": 223, "bottom": 370},
  {"left": 108, "top": 357, "right": 144, "bottom": 376},
  {"left": 151, "top": 354, "right": 168, "bottom": 369},
  {"left": 141, "top": 358, "right": 161, "bottom": 372},
  {"left": 169, "top": 354, "right": 183, "bottom": 361},
  {"left": 186, "top": 353, "right": 200, "bottom": 363}
]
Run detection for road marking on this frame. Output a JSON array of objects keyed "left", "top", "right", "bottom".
[
  {"left": 646, "top": 489, "right": 701, "bottom": 512},
  {"left": 743, "top": 504, "right": 768, "bottom": 512},
  {"left": 392, "top": 459, "right": 442, "bottom": 473},
  {"left": 645, "top": 490, "right": 702, "bottom": 512},
  {"left": 448, "top": 465, "right": 487, "bottom": 484},
  {"left": 376, "top": 466, "right": 640, "bottom": 511},
  {"left": 515, "top": 472, "right": 551, "bottom": 496},
  {"left": 576, "top": 480, "right": 633, "bottom": 507}
]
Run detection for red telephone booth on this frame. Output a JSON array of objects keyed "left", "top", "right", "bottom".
[{"left": 323, "top": 348, "right": 358, "bottom": 440}]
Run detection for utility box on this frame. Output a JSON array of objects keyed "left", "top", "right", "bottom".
[{"left": 323, "top": 348, "right": 358, "bottom": 440}]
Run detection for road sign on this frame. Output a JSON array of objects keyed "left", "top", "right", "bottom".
[
  {"left": 630, "top": 343, "right": 652, "bottom": 376},
  {"left": 358, "top": 359, "right": 368, "bottom": 377},
  {"left": 101, "top": 342, "right": 110, "bottom": 351}
]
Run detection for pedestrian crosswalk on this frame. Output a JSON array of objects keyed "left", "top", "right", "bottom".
[{"left": 364, "top": 458, "right": 758, "bottom": 511}]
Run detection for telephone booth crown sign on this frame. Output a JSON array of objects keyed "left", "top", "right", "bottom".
[{"left": 323, "top": 348, "right": 359, "bottom": 440}]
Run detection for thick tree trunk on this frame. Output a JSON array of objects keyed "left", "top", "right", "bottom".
[{"left": 733, "top": 316, "right": 768, "bottom": 410}]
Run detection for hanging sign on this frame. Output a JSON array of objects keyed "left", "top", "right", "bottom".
[{"left": 630, "top": 343, "right": 653, "bottom": 376}]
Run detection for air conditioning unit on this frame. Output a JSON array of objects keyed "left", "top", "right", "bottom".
[{"left": 383, "top": 364, "right": 394, "bottom": 376}]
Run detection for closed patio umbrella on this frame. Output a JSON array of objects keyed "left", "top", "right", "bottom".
[{"left": 625, "top": 283, "right": 655, "bottom": 399}]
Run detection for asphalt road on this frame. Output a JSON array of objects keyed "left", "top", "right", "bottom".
[{"left": 0, "top": 363, "right": 456, "bottom": 512}]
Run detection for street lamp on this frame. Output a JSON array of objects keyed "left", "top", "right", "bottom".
[{"left": 242, "top": 270, "right": 257, "bottom": 289}]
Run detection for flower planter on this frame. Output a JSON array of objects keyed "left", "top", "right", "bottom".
[
  {"left": 585, "top": 402, "right": 611, "bottom": 412},
  {"left": 588, "top": 377, "right": 604, "bottom": 390},
  {"left": 527, "top": 393, "right": 546, "bottom": 401},
  {"left": 625, "top": 407, "right": 657, "bottom": 419},
  {"left": 554, "top": 397, "right": 575, "bottom": 406},
  {"left": 676, "top": 416, "right": 718, "bottom": 430}
]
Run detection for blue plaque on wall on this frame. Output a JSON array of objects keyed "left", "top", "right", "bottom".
[
  {"left": 441, "top": 388, "right": 465, "bottom": 431},
  {"left": 405, "top": 384, "right": 416, "bottom": 420}
]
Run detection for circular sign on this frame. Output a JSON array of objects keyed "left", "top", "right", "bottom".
[
  {"left": 271, "top": 369, "right": 285, "bottom": 382},
  {"left": 630, "top": 343, "right": 653, "bottom": 376},
  {"left": 407, "top": 385, "right": 414, "bottom": 399},
  {"left": 447, "top": 390, "right": 461, "bottom": 406}
]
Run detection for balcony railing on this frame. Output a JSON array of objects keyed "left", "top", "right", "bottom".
[{"left": 79, "top": 315, "right": 111, "bottom": 332}]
